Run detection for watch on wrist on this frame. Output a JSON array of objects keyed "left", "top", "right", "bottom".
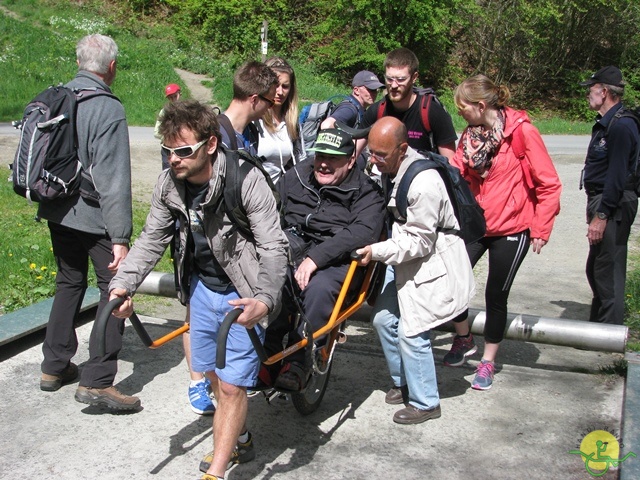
[{"left": 596, "top": 212, "right": 608, "bottom": 220}]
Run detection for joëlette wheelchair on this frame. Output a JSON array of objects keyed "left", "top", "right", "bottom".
[{"left": 96, "top": 251, "right": 384, "bottom": 415}]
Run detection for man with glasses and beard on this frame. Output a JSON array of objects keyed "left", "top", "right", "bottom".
[
  {"left": 360, "top": 48, "right": 457, "bottom": 160},
  {"left": 108, "top": 100, "right": 288, "bottom": 480}
]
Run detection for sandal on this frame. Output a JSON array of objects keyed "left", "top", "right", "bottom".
[{"left": 274, "top": 361, "right": 310, "bottom": 392}]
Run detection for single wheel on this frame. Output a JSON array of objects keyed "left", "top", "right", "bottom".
[{"left": 291, "top": 360, "right": 332, "bottom": 415}]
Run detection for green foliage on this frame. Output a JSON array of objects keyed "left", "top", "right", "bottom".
[
  {"left": 0, "top": 1, "right": 183, "bottom": 125},
  {"left": 0, "top": 166, "right": 171, "bottom": 314}
]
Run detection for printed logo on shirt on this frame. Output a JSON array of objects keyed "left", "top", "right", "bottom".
[{"left": 189, "top": 210, "right": 204, "bottom": 235}]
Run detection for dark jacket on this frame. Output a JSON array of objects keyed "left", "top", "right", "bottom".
[
  {"left": 278, "top": 158, "right": 386, "bottom": 269},
  {"left": 583, "top": 102, "right": 640, "bottom": 217}
]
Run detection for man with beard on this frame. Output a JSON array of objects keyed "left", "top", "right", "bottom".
[
  {"left": 108, "top": 100, "right": 288, "bottom": 480},
  {"left": 361, "top": 48, "right": 457, "bottom": 160}
]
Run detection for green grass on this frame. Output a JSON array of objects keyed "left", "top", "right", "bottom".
[
  {"left": 625, "top": 263, "right": 640, "bottom": 351},
  {"left": 0, "top": 166, "right": 172, "bottom": 315}
]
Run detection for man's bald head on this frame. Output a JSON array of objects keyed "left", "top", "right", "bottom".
[
  {"left": 370, "top": 117, "right": 407, "bottom": 145},
  {"left": 368, "top": 117, "right": 409, "bottom": 176}
]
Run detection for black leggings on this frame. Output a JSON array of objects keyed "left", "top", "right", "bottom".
[{"left": 453, "top": 230, "right": 530, "bottom": 344}]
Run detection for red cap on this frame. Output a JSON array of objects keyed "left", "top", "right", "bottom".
[{"left": 164, "top": 83, "right": 181, "bottom": 97}]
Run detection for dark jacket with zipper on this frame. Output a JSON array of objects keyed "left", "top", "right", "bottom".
[{"left": 277, "top": 158, "right": 385, "bottom": 269}]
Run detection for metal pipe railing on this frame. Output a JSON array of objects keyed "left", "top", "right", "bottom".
[{"left": 130, "top": 271, "right": 629, "bottom": 353}]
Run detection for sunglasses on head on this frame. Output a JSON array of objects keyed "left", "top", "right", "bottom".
[{"left": 161, "top": 139, "right": 208, "bottom": 159}]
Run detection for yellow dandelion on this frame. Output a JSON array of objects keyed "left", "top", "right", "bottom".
[
  {"left": 29, "top": 263, "right": 36, "bottom": 269},
  {"left": 40, "top": 266, "right": 47, "bottom": 271},
  {"left": 51, "top": 271, "right": 57, "bottom": 276},
  {"left": 8, "top": 253, "right": 12, "bottom": 257},
  {"left": 36, "top": 275, "right": 43, "bottom": 280}
]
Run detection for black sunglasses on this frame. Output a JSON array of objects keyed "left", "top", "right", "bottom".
[
  {"left": 259, "top": 94, "right": 275, "bottom": 107},
  {"left": 161, "top": 139, "right": 208, "bottom": 159}
]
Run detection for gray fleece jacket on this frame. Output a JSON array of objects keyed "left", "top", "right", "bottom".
[
  {"left": 110, "top": 149, "right": 289, "bottom": 327},
  {"left": 37, "top": 71, "right": 133, "bottom": 244}
]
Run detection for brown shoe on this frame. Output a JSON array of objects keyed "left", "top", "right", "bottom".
[
  {"left": 40, "top": 363, "right": 79, "bottom": 392},
  {"left": 393, "top": 404, "right": 441, "bottom": 425},
  {"left": 384, "top": 385, "right": 408, "bottom": 405},
  {"left": 75, "top": 386, "right": 141, "bottom": 410}
]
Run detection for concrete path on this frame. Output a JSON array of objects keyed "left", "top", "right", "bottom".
[{"left": 0, "top": 129, "right": 634, "bottom": 479}]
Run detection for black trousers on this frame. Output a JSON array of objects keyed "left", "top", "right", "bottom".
[
  {"left": 586, "top": 191, "right": 638, "bottom": 325},
  {"left": 453, "top": 230, "right": 530, "bottom": 343},
  {"left": 41, "top": 222, "right": 125, "bottom": 388},
  {"left": 264, "top": 262, "right": 362, "bottom": 363}
]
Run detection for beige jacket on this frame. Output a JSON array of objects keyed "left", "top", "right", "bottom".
[{"left": 371, "top": 148, "right": 475, "bottom": 336}]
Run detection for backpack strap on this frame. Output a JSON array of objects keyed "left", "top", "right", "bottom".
[
  {"left": 396, "top": 158, "right": 438, "bottom": 223},
  {"left": 344, "top": 96, "right": 365, "bottom": 126},
  {"left": 223, "top": 149, "right": 250, "bottom": 237},
  {"left": 223, "top": 148, "right": 279, "bottom": 238},
  {"left": 509, "top": 119, "right": 535, "bottom": 190},
  {"left": 419, "top": 93, "right": 433, "bottom": 133},
  {"left": 217, "top": 114, "right": 239, "bottom": 151},
  {"left": 376, "top": 99, "right": 386, "bottom": 121}
]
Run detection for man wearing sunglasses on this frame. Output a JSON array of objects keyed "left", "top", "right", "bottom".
[
  {"left": 108, "top": 100, "right": 288, "bottom": 480},
  {"left": 217, "top": 61, "right": 278, "bottom": 155},
  {"left": 360, "top": 48, "right": 457, "bottom": 161}
]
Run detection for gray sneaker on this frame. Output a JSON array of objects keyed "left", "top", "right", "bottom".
[
  {"left": 199, "top": 432, "right": 255, "bottom": 473},
  {"left": 471, "top": 359, "right": 495, "bottom": 390},
  {"left": 443, "top": 334, "right": 477, "bottom": 366},
  {"left": 75, "top": 386, "right": 141, "bottom": 410}
]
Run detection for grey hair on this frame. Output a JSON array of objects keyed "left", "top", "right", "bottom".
[
  {"left": 76, "top": 34, "right": 118, "bottom": 74},
  {"left": 605, "top": 84, "right": 625, "bottom": 99}
]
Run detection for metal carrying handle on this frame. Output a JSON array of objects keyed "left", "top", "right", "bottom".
[
  {"left": 216, "top": 308, "right": 267, "bottom": 369},
  {"left": 97, "top": 296, "right": 189, "bottom": 356}
]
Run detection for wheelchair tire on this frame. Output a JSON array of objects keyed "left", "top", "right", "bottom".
[{"left": 291, "top": 361, "right": 332, "bottom": 416}]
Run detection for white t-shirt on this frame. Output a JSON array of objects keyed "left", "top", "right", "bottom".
[{"left": 257, "top": 119, "right": 295, "bottom": 183}]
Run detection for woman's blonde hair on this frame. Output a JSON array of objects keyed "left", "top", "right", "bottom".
[
  {"left": 454, "top": 74, "right": 511, "bottom": 110},
  {"left": 262, "top": 57, "right": 300, "bottom": 141}
]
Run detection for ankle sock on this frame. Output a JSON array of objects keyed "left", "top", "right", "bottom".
[
  {"left": 238, "top": 431, "right": 250, "bottom": 443},
  {"left": 190, "top": 379, "right": 206, "bottom": 388}
]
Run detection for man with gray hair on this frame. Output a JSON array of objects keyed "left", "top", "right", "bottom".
[
  {"left": 38, "top": 34, "right": 137, "bottom": 411},
  {"left": 580, "top": 66, "right": 640, "bottom": 324}
]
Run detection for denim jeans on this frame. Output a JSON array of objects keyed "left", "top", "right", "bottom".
[{"left": 371, "top": 265, "right": 440, "bottom": 410}]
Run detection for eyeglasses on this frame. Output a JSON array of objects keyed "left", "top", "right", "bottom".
[
  {"left": 259, "top": 94, "right": 275, "bottom": 107},
  {"left": 384, "top": 75, "right": 411, "bottom": 85},
  {"left": 368, "top": 144, "right": 402, "bottom": 164},
  {"left": 161, "top": 139, "right": 208, "bottom": 159}
]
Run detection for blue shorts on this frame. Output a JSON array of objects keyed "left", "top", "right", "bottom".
[{"left": 189, "top": 276, "right": 265, "bottom": 387}]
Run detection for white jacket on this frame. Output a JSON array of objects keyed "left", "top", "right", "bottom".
[{"left": 371, "top": 148, "right": 475, "bottom": 336}]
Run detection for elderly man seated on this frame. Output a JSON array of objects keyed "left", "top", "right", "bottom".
[{"left": 265, "top": 128, "right": 386, "bottom": 391}]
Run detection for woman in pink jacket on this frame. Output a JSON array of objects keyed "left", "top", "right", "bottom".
[{"left": 446, "top": 74, "right": 562, "bottom": 390}]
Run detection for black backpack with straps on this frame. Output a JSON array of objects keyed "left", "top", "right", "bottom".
[
  {"left": 11, "top": 84, "right": 118, "bottom": 203},
  {"left": 395, "top": 151, "right": 486, "bottom": 245},
  {"left": 222, "top": 147, "right": 281, "bottom": 238}
]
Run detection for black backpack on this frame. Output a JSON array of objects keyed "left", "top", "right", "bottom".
[
  {"left": 11, "top": 84, "right": 118, "bottom": 203},
  {"left": 395, "top": 152, "right": 486, "bottom": 244},
  {"left": 606, "top": 106, "right": 640, "bottom": 195},
  {"left": 222, "top": 147, "right": 281, "bottom": 238}
]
